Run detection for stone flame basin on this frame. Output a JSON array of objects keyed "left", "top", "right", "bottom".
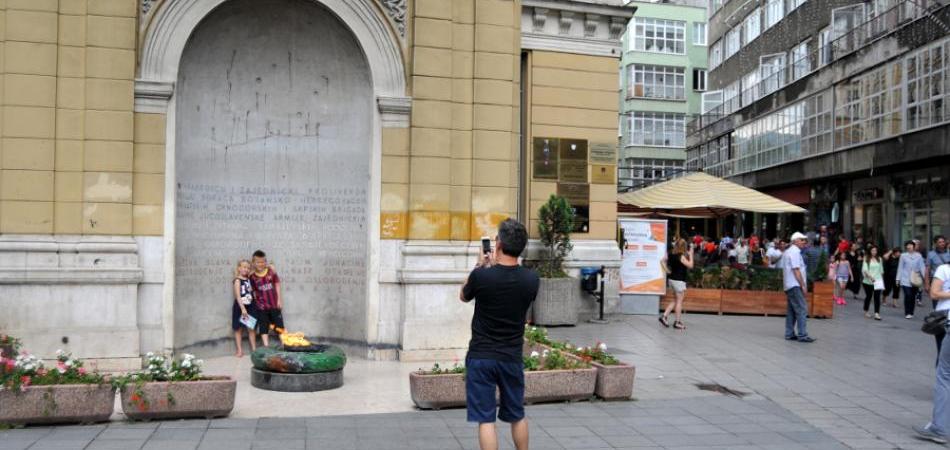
[{"left": 250, "top": 343, "right": 346, "bottom": 392}]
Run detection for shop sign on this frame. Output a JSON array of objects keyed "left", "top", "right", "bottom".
[{"left": 853, "top": 188, "right": 883, "bottom": 202}]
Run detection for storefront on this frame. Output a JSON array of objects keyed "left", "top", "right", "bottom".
[
  {"left": 850, "top": 176, "right": 889, "bottom": 248},
  {"left": 892, "top": 167, "right": 950, "bottom": 251}
]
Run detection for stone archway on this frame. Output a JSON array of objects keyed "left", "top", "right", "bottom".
[{"left": 136, "top": 0, "right": 407, "bottom": 354}]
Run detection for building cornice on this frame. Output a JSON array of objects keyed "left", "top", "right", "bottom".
[{"left": 522, "top": 1, "right": 634, "bottom": 58}]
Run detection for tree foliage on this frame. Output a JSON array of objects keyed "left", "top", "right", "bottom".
[{"left": 537, "top": 195, "right": 574, "bottom": 278}]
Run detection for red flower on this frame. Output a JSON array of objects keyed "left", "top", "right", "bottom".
[
  {"left": 130, "top": 393, "right": 140, "bottom": 402},
  {"left": 19, "top": 375, "right": 31, "bottom": 387}
]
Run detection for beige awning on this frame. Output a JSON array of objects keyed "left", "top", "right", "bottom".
[{"left": 617, "top": 172, "right": 808, "bottom": 218}]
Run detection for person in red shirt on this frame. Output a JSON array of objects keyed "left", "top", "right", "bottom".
[
  {"left": 704, "top": 240, "right": 717, "bottom": 256},
  {"left": 250, "top": 250, "right": 283, "bottom": 347},
  {"left": 837, "top": 234, "right": 851, "bottom": 256}
]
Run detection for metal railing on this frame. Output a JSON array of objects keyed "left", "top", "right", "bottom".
[{"left": 688, "top": 0, "right": 943, "bottom": 137}]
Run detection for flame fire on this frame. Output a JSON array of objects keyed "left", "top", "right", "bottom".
[{"left": 270, "top": 325, "right": 312, "bottom": 347}]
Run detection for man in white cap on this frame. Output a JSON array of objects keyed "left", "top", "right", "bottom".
[{"left": 783, "top": 232, "right": 815, "bottom": 343}]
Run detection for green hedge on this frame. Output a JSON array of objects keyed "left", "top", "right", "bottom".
[{"left": 686, "top": 266, "right": 784, "bottom": 292}]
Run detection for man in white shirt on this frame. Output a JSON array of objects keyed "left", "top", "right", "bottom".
[
  {"left": 783, "top": 232, "right": 814, "bottom": 343},
  {"left": 767, "top": 239, "right": 785, "bottom": 268},
  {"left": 914, "top": 262, "right": 950, "bottom": 444}
]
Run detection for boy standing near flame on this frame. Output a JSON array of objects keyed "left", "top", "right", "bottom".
[{"left": 250, "top": 250, "right": 283, "bottom": 347}]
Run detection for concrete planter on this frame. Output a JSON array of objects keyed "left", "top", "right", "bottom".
[
  {"left": 528, "top": 342, "right": 635, "bottom": 401},
  {"left": 409, "top": 372, "right": 466, "bottom": 410},
  {"left": 591, "top": 362, "right": 635, "bottom": 401},
  {"left": 0, "top": 384, "right": 114, "bottom": 425},
  {"left": 533, "top": 278, "right": 578, "bottom": 326},
  {"left": 120, "top": 377, "right": 236, "bottom": 420},
  {"left": 524, "top": 368, "right": 596, "bottom": 404}
]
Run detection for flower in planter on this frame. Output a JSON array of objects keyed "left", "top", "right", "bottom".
[
  {"left": 417, "top": 362, "right": 466, "bottom": 375},
  {"left": 1, "top": 350, "right": 103, "bottom": 392}
]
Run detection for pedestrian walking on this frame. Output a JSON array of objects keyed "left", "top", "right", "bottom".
[
  {"left": 928, "top": 235, "right": 950, "bottom": 309},
  {"left": 847, "top": 247, "right": 864, "bottom": 298},
  {"left": 832, "top": 252, "right": 852, "bottom": 306},
  {"left": 660, "top": 239, "right": 694, "bottom": 330},
  {"left": 912, "top": 262, "right": 950, "bottom": 445},
  {"left": 897, "top": 240, "right": 928, "bottom": 319},
  {"left": 883, "top": 247, "right": 902, "bottom": 308},
  {"left": 459, "top": 219, "right": 537, "bottom": 450},
  {"left": 862, "top": 245, "right": 884, "bottom": 320},
  {"left": 784, "top": 232, "right": 814, "bottom": 343}
]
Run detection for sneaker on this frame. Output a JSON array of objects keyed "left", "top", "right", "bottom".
[
  {"left": 906, "top": 314, "right": 914, "bottom": 319},
  {"left": 913, "top": 425, "right": 948, "bottom": 444},
  {"left": 917, "top": 299, "right": 923, "bottom": 307},
  {"left": 785, "top": 336, "right": 798, "bottom": 341},
  {"left": 865, "top": 311, "right": 872, "bottom": 318},
  {"left": 874, "top": 313, "right": 881, "bottom": 320},
  {"left": 797, "top": 336, "right": 816, "bottom": 343}
]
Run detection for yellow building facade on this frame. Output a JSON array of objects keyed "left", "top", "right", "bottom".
[{"left": 0, "top": 0, "right": 632, "bottom": 364}]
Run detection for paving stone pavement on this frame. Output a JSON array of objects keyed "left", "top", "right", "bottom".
[{"left": 1, "top": 291, "right": 943, "bottom": 449}]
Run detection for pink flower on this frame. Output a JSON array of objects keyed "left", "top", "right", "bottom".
[
  {"left": 78, "top": 367, "right": 87, "bottom": 375},
  {"left": 5, "top": 359, "right": 14, "bottom": 371}
]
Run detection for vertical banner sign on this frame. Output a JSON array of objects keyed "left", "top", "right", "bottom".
[{"left": 619, "top": 218, "right": 668, "bottom": 295}]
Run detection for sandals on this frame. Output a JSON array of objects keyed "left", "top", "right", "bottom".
[
  {"left": 658, "top": 315, "right": 670, "bottom": 327},
  {"left": 673, "top": 321, "right": 687, "bottom": 330}
]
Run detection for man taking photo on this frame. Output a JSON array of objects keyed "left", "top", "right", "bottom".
[{"left": 460, "top": 218, "right": 539, "bottom": 450}]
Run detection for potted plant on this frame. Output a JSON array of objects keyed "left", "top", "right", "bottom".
[
  {"left": 533, "top": 195, "right": 578, "bottom": 325},
  {"left": 114, "top": 352, "right": 236, "bottom": 420},
  {"left": 409, "top": 362, "right": 466, "bottom": 410},
  {"left": 0, "top": 350, "right": 114, "bottom": 425}
]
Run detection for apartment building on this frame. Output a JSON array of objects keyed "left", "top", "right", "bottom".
[
  {"left": 689, "top": 0, "right": 949, "bottom": 245},
  {"left": 618, "top": 0, "right": 708, "bottom": 190}
]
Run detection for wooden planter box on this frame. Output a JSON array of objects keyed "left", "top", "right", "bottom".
[
  {"left": 524, "top": 368, "right": 596, "bottom": 404},
  {"left": 811, "top": 282, "right": 835, "bottom": 318},
  {"left": 409, "top": 372, "right": 466, "bottom": 410},
  {"left": 721, "top": 290, "right": 788, "bottom": 315},
  {"left": 591, "top": 362, "right": 635, "bottom": 401},
  {"left": 0, "top": 384, "right": 114, "bottom": 425},
  {"left": 120, "top": 377, "right": 236, "bottom": 420},
  {"left": 661, "top": 288, "right": 722, "bottom": 314}
]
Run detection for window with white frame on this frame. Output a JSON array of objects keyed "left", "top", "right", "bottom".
[
  {"left": 628, "top": 112, "right": 686, "bottom": 147},
  {"left": 742, "top": 8, "right": 762, "bottom": 44},
  {"left": 741, "top": 70, "right": 759, "bottom": 106},
  {"left": 765, "top": 0, "right": 784, "bottom": 29},
  {"left": 724, "top": 27, "right": 741, "bottom": 60},
  {"left": 731, "top": 90, "right": 833, "bottom": 175},
  {"left": 710, "top": 40, "right": 723, "bottom": 69},
  {"left": 906, "top": 38, "right": 949, "bottom": 131},
  {"left": 693, "top": 69, "right": 707, "bottom": 91},
  {"left": 834, "top": 61, "right": 903, "bottom": 148},
  {"left": 623, "top": 158, "right": 685, "bottom": 185},
  {"left": 790, "top": 40, "right": 811, "bottom": 80},
  {"left": 632, "top": 17, "right": 686, "bottom": 54},
  {"left": 629, "top": 64, "right": 686, "bottom": 100},
  {"left": 702, "top": 91, "right": 723, "bottom": 114},
  {"left": 692, "top": 22, "right": 707, "bottom": 46},
  {"left": 818, "top": 26, "right": 833, "bottom": 66},
  {"left": 724, "top": 80, "right": 741, "bottom": 114},
  {"left": 760, "top": 53, "right": 786, "bottom": 96},
  {"left": 788, "top": 0, "right": 807, "bottom": 13}
]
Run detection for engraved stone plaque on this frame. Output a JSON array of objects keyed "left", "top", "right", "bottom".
[
  {"left": 174, "top": 0, "right": 372, "bottom": 351},
  {"left": 559, "top": 159, "right": 588, "bottom": 183}
]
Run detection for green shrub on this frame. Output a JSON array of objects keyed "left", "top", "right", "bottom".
[{"left": 537, "top": 195, "right": 574, "bottom": 278}]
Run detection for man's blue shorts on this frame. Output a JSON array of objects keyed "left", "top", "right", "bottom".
[{"left": 465, "top": 358, "right": 525, "bottom": 424}]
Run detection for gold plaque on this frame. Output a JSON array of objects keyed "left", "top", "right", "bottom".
[
  {"left": 557, "top": 183, "right": 589, "bottom": 206},
  {"left": 589, "top": 142, "right": 617, "bottom": 164},
  {"left": 559, "top": 159, "right": 588, "bottom": 183},
  {"left": 532, "top": 137, "right": 559, "bottom": 179},
  {"left": 591, "top": 164, "right": 615, "bottom": 184},
  {"left": 559, "top": 139, "right": 588, "bottom": 161}
]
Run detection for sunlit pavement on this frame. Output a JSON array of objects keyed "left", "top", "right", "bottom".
[{"left": 3, "top": 290, "right": 942, "bottom": 449}]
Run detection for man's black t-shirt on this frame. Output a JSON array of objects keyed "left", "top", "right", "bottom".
[{"left": 462, "top": 264, "right": 540, "bottom": 363}]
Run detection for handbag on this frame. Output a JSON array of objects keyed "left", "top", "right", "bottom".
[
  {"left": 922, "top": 310, "right": 948, "bottom": 335},
  {"left": 873, "top": 279, "right": 884, "bottom": 290},
  {"left": 911, "top": 271, "right": 924, "bottom": 288}
]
